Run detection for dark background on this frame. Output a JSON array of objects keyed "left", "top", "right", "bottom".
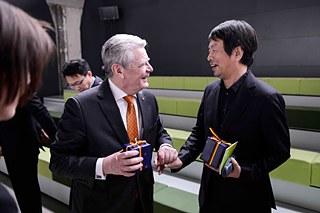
[{"left": 7, "top": 0, "right": 320, "bottom": 96}]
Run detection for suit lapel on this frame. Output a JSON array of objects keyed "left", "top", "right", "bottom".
[
  {"left": 97, "top": 80, "right": 129, "bottom": 145},
  {"left": 221, "top": 72, "right": 256, "bottom": 134},
  {"left": 207, "top": 83, "right": 220, "bottom": 130},
  {"left": 136, "top": 91, "right": 146, "bottom": 138}
]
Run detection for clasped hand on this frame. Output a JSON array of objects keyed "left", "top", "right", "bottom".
[
  {"left": 102, "top": 150, "right": 143, "bottom": 177},
  {"left": 154, "top": 145, "right": 179, "bottom": 175}
]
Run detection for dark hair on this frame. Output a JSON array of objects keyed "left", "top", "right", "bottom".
[
  {"left": 0, "top": 0, "right": 55, "bottom": 106},
  {"left": 62, "top": 58, "right": 91, "bottom": 78},
  {"left": 208, "top": 20, "right": 258, "bottom": 67}
]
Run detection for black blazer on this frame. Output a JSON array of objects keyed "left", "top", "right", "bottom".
[
  {"left": 50, "top": 79, "right": 172, "bottom": 213},
  {"left": 0, "top": 93, "right": 57, "bottom": 151},
  {"left": 176, "top": 71, "right": 291, "bottom": 212},
  {"left": 0, "top": 93, "right": 57, "bottom": 213}
]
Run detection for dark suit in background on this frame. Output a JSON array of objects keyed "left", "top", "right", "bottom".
[
  {"left": 0, "top": 94, "right": 58, "bottom": 213},
  {"left": 92, "top": 75, "right": 103, "bottom": 87}
]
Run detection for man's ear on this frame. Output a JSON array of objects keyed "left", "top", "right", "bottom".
[
  {"left": 111, "top": 64, "right": 125, "bottom": 79},
  {"left": 233, "top": 46, "right": 244, "bottom": 61},
  {"left": 87, "top": 71, "right": 93, "bottom": 77}
]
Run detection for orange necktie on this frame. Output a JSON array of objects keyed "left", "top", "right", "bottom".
[{"left": 123, "top": 95, "right": 139, "bottom": 142}]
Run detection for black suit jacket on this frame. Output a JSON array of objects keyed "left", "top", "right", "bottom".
[
  {"left": 0, "top": 93, "right": 58, "bottom": 212},
  {"left": 50, "top": 79, "right": 172, "bottom": 213},
  {"left": 176, "top": 71, "right": 291, "bottom": 212}
]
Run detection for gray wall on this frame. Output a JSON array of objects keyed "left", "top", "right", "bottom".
[
  {"left": 7, "top": 0, "right": 320, "bottom": 96},
  {"left": 7, "top": 0, "right": 59, "bottom": 97},
  {"left": 82, "top": 0, "right": 320, "bottom": 77}
]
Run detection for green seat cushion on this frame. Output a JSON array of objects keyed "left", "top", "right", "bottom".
[
  {"left": 38, "top": 147, "right": 52, "bottom": 179},
  {"left": 38, "top": 147, "right": 72, "bottom": 187},
  {"left": 63, "top": 89, "right": 78, "bottom": 101},
  {"left": 154, "top": 187, "right": 199, "bottom": 213},
  {"left": 157, "top": 96, "right": 200, "bottom": 117},
  {"left": 176, "top": 98, "right": 200, "bottom": 117},
  {"left": 270, "top": 148, "right": 318, "bottom": 186},
  {"left": 162, "top": 77, "right": 184, "bottom": 90},
  {"left": 166, "top": 128, "right": 190, "bottom": 151},
  {"left": 157, "top": 97, "right": 177, "bottom": 115},
  {"left": 300, "top": 78, "right": 320, "bottom": 96},
  {"left": 184, "top": 77, "right": 211, "bottom": 91},
  {"left": 311, "top": 154, "right": 320, "bottom": 187},
  {"left": 268, "top": 78, "right": 300, "bottom": 95},
  {"left": 148, "top": 76, "right": 164, "bottom": 89}
]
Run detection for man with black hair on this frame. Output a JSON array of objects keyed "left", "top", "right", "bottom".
[{"left": 62, "top": 58, "right": 103, "bottom": 92}]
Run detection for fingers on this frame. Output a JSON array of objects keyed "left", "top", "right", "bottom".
[
  {"left": 104, "top": 150, "right": 143, "bottom": 176},
  {"left": 157, "top": 146, "right": 178, "bottom": 165}
]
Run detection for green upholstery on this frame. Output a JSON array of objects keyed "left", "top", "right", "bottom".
[
  {"left": 154, "top": 187, "right": 199, "bottom": 213},
  {"left": 157, "top": 97, "right": 201, "bottom": 118},
  {"left": 166, "top": 128, "right": 190, "bottom": 151},
  {"left": 184, "top": 77, "right": 213, "bottom": 90},
  {"left": 300, "top": 78, "right": 320, "bottom": 96},
  {"left": 176, "top": 99, "right": 200, "bottom": 117},
  {"left": 38, "top": 147, "right": 72, "bottom": 187},
  {"left": 268, "top": 78, "right": 300, "bottom": 95},
  {"left": 270, "top": 149, "right": 319, "bottom": 186},
  {"left": 162, "top": 77, "right": 185, "bottom": 90},
  {"left": 49, "top": 111, "right": 63, "bottom": 119},
  {"left": 311, "top": 154, "right": 320, "bottom": 187},
  {"left": 148, "top": 76, "right": 320, "bottom": 96},
  {"left": 63, "top": 89, "right": 78, "bottom": 101},
  {"left": 157, "top": 97, "right": 177, "bottom": 115},
  {"left": 38, "top": 147, "right": 52, "bottom": 179},
  {"left": 148, "top": 76, "right": 164, "bottom": 89}
]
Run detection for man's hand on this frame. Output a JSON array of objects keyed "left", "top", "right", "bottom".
[
  {"left": 102, "top": 150, "right": 143, "bottom": 177},
  {"left": 205, "top": 157, "right": 241, "bottom": 178},
  {"left": 154, "top": 145, "right": 178, "bottom": 175}
]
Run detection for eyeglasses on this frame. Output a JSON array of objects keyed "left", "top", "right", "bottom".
[{"left": 67, "top": 75, "right": 86, "bottom": 88}]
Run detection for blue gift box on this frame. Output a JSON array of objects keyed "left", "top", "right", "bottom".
[
  {"left": 200, "top": 137, "right": 228, "bottom": 169},
  {"left": 123, "top": 140, "right": 152, "bottom": 171}
]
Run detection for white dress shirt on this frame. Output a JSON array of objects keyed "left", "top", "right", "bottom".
[{"left": 95, "top": 79, "right": 141, "bottom": 179}]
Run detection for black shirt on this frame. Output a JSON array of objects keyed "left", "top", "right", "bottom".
[{"left": 218, "top": 71, "right": 249, "bottom": 132}]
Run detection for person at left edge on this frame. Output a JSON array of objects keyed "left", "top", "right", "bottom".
[
  {"left": 49, "top": 34, "right": 178, "bottom": 213},
  {"left": 0, "top": 0, "right": 55, "bottom": 212},
  {"left": 0, "top": 93, "right": 58, "bottom": 213}
]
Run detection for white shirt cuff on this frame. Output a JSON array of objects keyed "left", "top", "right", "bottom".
[
  {"left": 95, "top": 158, "right": 106, "bottom": 180},
  {"left": 160, "top": 143, "right": 173, "bottom": 148}
]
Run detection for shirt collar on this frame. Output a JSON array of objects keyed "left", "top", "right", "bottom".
[
  {"left": 90, "top": 76, "right": 95, "bottom": 88},
  {"left": 108, "top": 78, "right": 136, "bottom": 101},
  {"left": 220, "top": 70, "right": 249, "bottom": 93}
]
